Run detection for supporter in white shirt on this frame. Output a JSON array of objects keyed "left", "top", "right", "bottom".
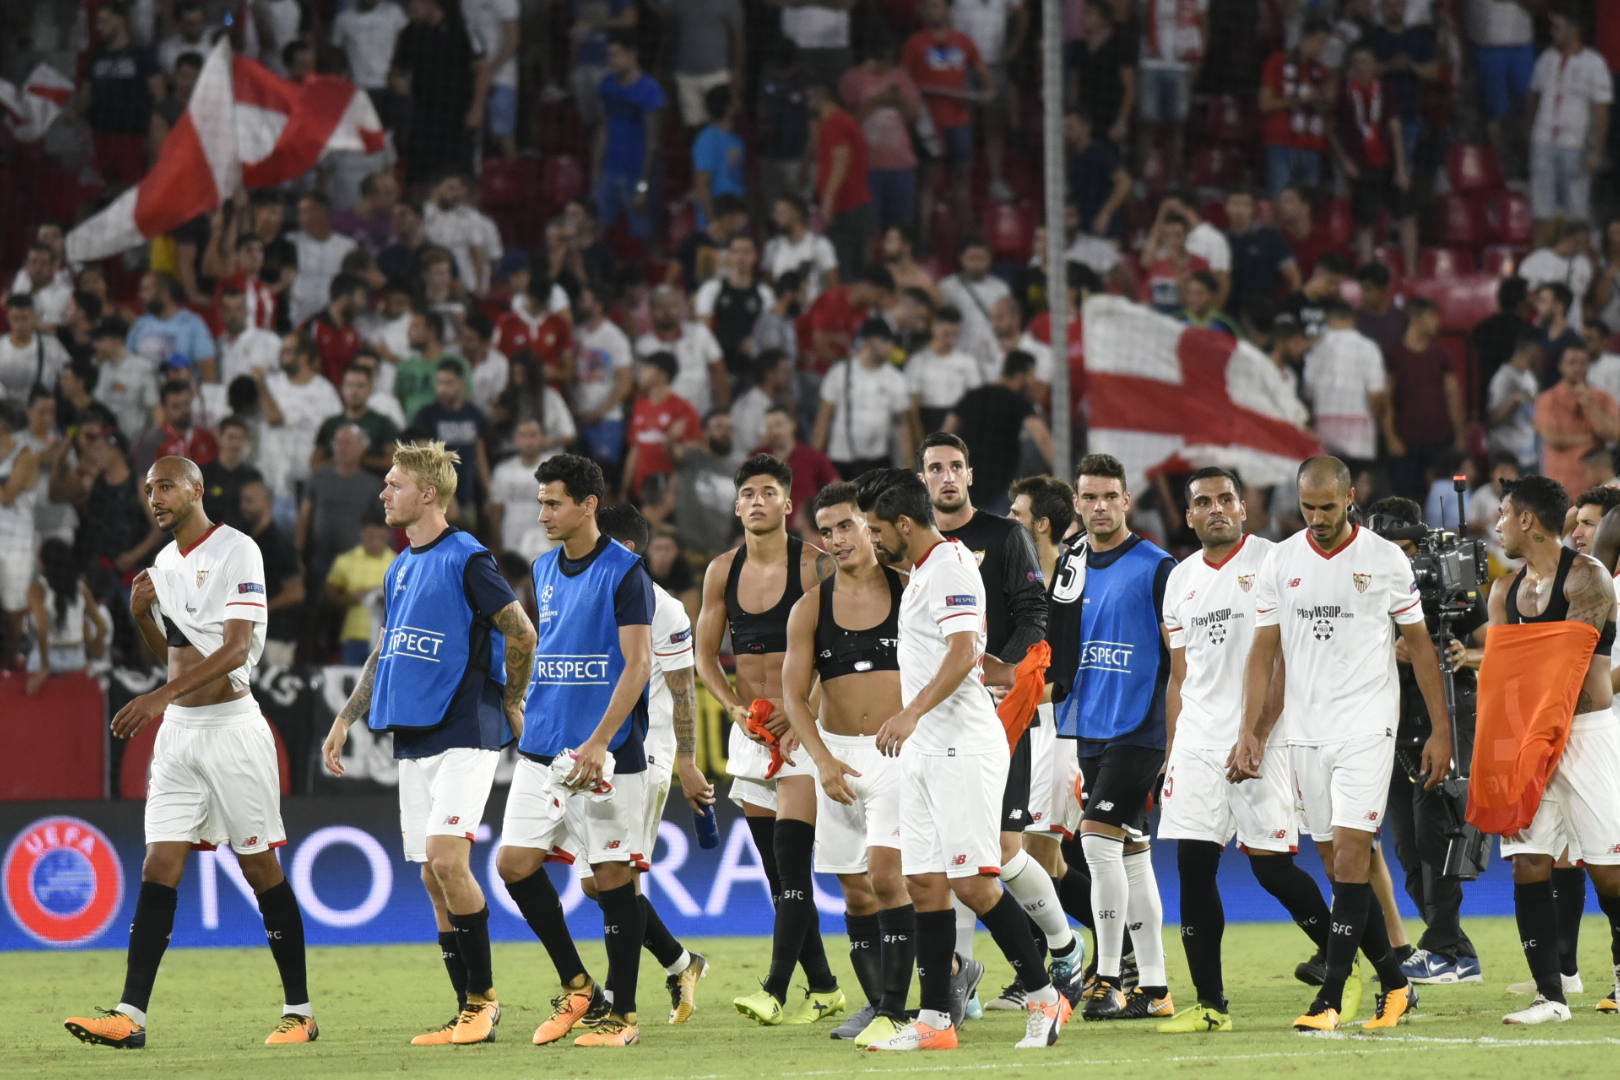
[
  {"left": 256, "top": 336, "right": 342, "bottom": 500},
  {"left": 1486, "top": 333, "right": 1543, "bottom": 470},
  {"left": 366, "top": 283, "right": 417, "bottom": 363},
  {"left": 288, "top": 195, "right": 359, "bottom": 327},
  {"left": 905, "top": 308, "right": 982, "bottom": 430},
  {"left": 1519, "top": 223, "right": 1596, "bottom": 332},
  {"left": 939, "top": 241, "right": 1013, "bottom": 378},
  {"left": 988, "top": 294, "right": 1053, "bottom": 386},
  {"left": 951, "top": 0, "right": 1023, "bottom": 66},
  {"left": 1528, "top": 12, "right": 1613, "bottom": 227},
  {"left": 0, "top": 297, "right": 69, "bottom": 398},
  {"left": 1152, "top": 192, "right": 1232, "bottom": 304},
  {"left": 762, "top": 199, "right": 841, "bottom": 303},
  {"left": 349, "top": 351, "right": 407, "bottom": 427},
  {"left": 423, "top": 175, "right": 503, "bottom": 296},
  {"left": 487, "top": 418, "right": 566, "bottom": 559},
  {"left": 571, "top": 285, "right": 635, "bottom": 460},
  {"left": 1301, "top": 304, "right": 1389, "bottom": 463},
  {"left": 459, "top": 311, "right": 510, "bottom": 413},
  {"left": 814, "top": 322, "right": 914, "bottom": 470},
  {"left": 635, "top": 286, "right": 728, "bottom": 415},
  {"left": 9, "top": 245, "right": 72, "bottom": 327},
  {"left": 156, "top": 2, "right": 218, "bottom": 73},
  {"left": 728, "top": 349, "right": 795, "bottom": 464},
  {"left": 216, "top": 288, "right": 284, "bottom": 386},
  {"left": 329, "top": 0, "right": 409, "bottom": 90},
  {"left": 91, "top": 321, "right": 159, "bottom": 442}
]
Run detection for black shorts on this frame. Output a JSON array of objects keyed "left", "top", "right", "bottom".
[
  {"left": 1350, "top": 166, "right": 1409, "bottom": 227},
  {"left": 1078, "top": 743, "right": 1165, "bottom": 838},
  {"left": 1000, "top": 728, "right": 1032, "bottom": 832}
]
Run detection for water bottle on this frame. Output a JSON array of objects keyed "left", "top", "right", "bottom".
[{"left": 693, "top": 804, "right": 720, "bottom": 849}]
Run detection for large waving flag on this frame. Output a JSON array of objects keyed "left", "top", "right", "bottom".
[
  {"left": 0, "top": 64, "right": 75, "bottom": 142},
  {"left": 1081, "top": 295, "right": 1322, "bottom": 489},
  {"left": 67, "top": 41, "right": 384, "bottom": 263}
]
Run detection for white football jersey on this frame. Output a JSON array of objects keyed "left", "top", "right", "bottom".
[
  {"left": 1254, "top": 525, "right": 1424, "bottom": 746},
  {"left": 646, "top": 583, "right": 695, "bottom": 771},
  {"left": 149, "top": 524, "right": 269, "bottom": 693},
  {"left": 898, "top": 538, "right": 1003, "bottom": 755},
  {"left": 1162, "top": 533, "right": 1276, "bottom": 751}
]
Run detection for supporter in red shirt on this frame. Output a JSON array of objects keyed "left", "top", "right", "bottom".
[
  {"left": 1274, "top": 182, "right": 1345, "bottom": 283},
  {"left": 797, "top": 266, "right": 896, "bottom": 373},
  {"left": 623, "top": 350, "right": 702, "bottom": 501},
  {"left": 213, "top": 234, "right": 278, "bottom": 331},
  {"left": 808, "top": 83, "right": 874, "bottom": 281},
  {"left": 1329, "top": 45, "right": 1416, "bottom": 274},
  {"left": 136, "top": 377, "right": 220, "bottom": 472},
  {"left": 758, "top": 402, "right": 840, "bottom": 536},
  {"left": 902, "top": 0, "right": 991, "bottom": 252},
  {"left": 301, "top": 273, "right": 368, "bottom": 385},
  {"left": 1259, "top": 16, "right": 1333, "bottom": 197},
  {"left": 1137, "top": 214, "right": 1209, "bottom": 314}
]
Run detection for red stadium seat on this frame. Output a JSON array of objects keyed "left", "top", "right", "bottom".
[
  {"left": 480, "top": 156, "right": 536, "bottom": 210},
  {"left": 541, "top": 155, "right": 585, "bottom": 210},
  {"left": 1200, "top": 200, "right": 1228, "bottom": 229},
  {"left": 1445, "top": 143, "right": 1505, "bottom": 193},
  {"left": 666, "top": 201, "right": 697, "bottom": 255},
  {"left": 1427, "top": 192, "right": 1485, "bottom": 247},
  {"left": 987, "top": 202, "right": 1037, "bottom": 262},
  {"left": 1404, "top": 274, "right": 1501, "bottom": 334},
  {"left": 1320, "top": 198, "right": 1356, "bottom": 247},
  {"left": 1140, "top": 149, "right": 1168, "bottom": 200},
  {"left": 1206, "top": 95, "right": 1246, "bottom": 143},
  {"left": 1375, "top": 244, "right": 1407, "bottom": 285},
  {"left": 1417, "top": 247, "right": 1476, "bottom": 279},
  {"left": 1481, "top": 189, "right": 1533, "bottom": 246},
  {"left": 928, "top": 201, "right": 963, "bottom": 259},
  {"left": 1480, "top": 245, "right": 1526, "bottom": 276}
]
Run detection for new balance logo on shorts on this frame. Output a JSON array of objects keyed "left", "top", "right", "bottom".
[
  {"left": 444, "top": 816, "right": 461, "bottom": 826},
  {"left": 1096, "top": 800, "right": 1114, "bottom": 811},
  {"left": 1365, "top": 811, "right": 1380, "bottom": 821},
  {"left": 1008, "top": 809, "right": 1023, "bottom": 820},
  {"left": 952, "top": 854, "right": 968, "bottom": 865},
  {"left": 605, "top": 840, "right": 622, "bottom": 849},
  {"left": 244, "top": 836, "right": 258, "bottom": 846}
]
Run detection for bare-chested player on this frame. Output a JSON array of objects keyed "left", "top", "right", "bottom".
[
  {"left": 777, "top": 482, "right": 915, "bottom": 1046},
  {"left": 695, "top": 453, "right": 844, "bottom": 1025}
]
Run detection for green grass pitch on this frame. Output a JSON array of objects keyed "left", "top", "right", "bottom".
[{"left": 6, "top": 917, "right": 1619, "bottom": 1079}]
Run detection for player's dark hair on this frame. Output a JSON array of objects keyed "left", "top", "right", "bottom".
[
  {"left": 1077, "top": 453, "right": 1128, "bottom": 492},
  {"left": 1503, "top": 475, "right": 1571, "bottom": 535},
  {"left": 1010, "top": 475, "right": 1076, "bottom": 537},
  {"left": 1576, "top": 485, "right": 1620, "bottom": 515},
  {"left": 811, "top": 481, "right": 861, "bottom": 520},
  {"left": 855, "top": 467, "right": 914, "bottom": 514},
  {"left": 597, "top": 503, "right": 652, "bottom": 553},
  {"left": 734, "top": 452, "right": 792, "bottom": 493},
  {"left": 1184, "top": 466, "right": 1241, "bottom": 501},
  {"left": 1368, "top": 496, "right": 1422, "bottom": 526},
  {"left": 868, "top": 472, "right": 936, "bottom": 528},
  {"left": 536, "top": 452, "right": 606, "bottom": 506},
  {"left": 918, "top": 431, "right": 970, "bottom": 470}
]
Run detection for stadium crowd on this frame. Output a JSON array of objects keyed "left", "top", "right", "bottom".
[{"left": 2, "top": 0, "right": 1620, "bottom": 678}]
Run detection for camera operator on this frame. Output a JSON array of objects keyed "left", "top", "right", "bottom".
[{"left": 1368, "top": 496, "right": 1484, "bottom": 985}]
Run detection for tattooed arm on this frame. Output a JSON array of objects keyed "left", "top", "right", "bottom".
[
  {"left": 492, "top": 600, "right": 538, "bottom": 741},
  {"left": 809, "top": 545, "right": 836, "bottom": 588},
  {"left": 668, "top": 665, "right": 715, "bottom": 811},
  {"left": 1564, "top": 555, "right": 1616, "bottom": 714},
  {"left": 323, "top": 643, "right": 382, "bottom": 777}
]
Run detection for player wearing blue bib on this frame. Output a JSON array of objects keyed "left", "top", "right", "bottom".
[
  {"left": 495, "top": 454, "right": 659, "bottom": 1048},
  {"left": 323, "top": 442, "right": 538, "bottom": 1047}
]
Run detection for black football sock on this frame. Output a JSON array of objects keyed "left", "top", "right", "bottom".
[
  {"left": 448, "top": 906, "right": 494, "bottom": 998},
  {"left": 845, "top": 912, "right": 882, "bottom": 1006},
  {"left": 1055, "top": 866, "right": 1095, "bottom": 928},
  {"left": 438, "top": 930, "right": 469, "bottom": 1010},
  {"left": 916, "top": 909, "right": 957, "bottom": 1017},
  {"left": 1248, "top": 851, "right": 1331, "bottom": 950},
  {"left": 119, "top": 882, "right": 179, "bottom": 1017},
  {"left": 745, "top": 814, "right": 783, "bottom": 902},
  {"left": 1029, "top": 914, "right": 1049, "bottom": 960},
  {"left": 1553, "top": 866, "right": 1587, "bottom": 978},
  {"left": 1595, "top": 891, "right": 1620, "bottom": 968},
  {"left": 1177, "top": 841, "right": 1227, "bottom": 1010},
  {"left": 640, "top": 895, "right": 685, "bottom": 970},
  {"left": 765, "top": 819, "right": 835, "bottom": 999},
  {"left": 1319, "top": 882, "right": 1372, "bottom": 1012},
  {"left": 255, "top": 879, "right": 310, "bottom": 1008},
  {"left": 877, "top": 904, "right": 917, "bottom": 1019},
  {"left": 1358, "top": 891, "right": 1409, "bottom": 990},
  {"left": 504, "top": 869, "right": 588, "bottom": 986},
  {"left": 598, "top": 881, "right": 646, "bottom": 1017},
  {"left": 979, "top": 889, "right": 1053, "bottom": 993},
  {"left": 1516, "top": 879, "right": 1566, "bottom": 1004}
]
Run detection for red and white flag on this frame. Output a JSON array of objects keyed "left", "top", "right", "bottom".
[
  {"left": 0, "top": 64, "right": 75, "bottom": 142},
  {"left": 1081, "top": 295, "right": 1321, "bottom": 489},
  {"left": 67, "top": 41, "right": 385, "bottom": 263}
]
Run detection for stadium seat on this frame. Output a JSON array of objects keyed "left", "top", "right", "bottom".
[
  {"left": 1404, "top": 274, "right": 1501, "bottom": 334},
  {"left": 1200, "top": 200, "right": 1228, "bottom": 229},
  {"left": 666, "top": 201, "right": 697, "bottom": 254},
  {"left": 479, "top": 156, "right": 536, "bottom": 210},
  {"left": 1140, "top": 148, "right": 1169, "bottom": 200},
  {"left": 1320, "top": 198, "right": 1355, "bottom": 248},
  {"left": 1481, "top": 189, "right": 1533, "bottom": 246},
  {"left": 1206, "top": 95, "right": 1246, "bottom": 143},
  {"left": 541, "top": 155, "right": 585, "bottom": 210},
  {"left": 928, "top": 201, "right": 963, "bottom": 259},
  {"left": 1427, "top": 192, "right": 1485, "bottom": 247},
  {"left": 1445, "top": 142, "right": 1505, "bottom": 193},
  {"left": 1480, "top": 245, "right": 1525, "bottom": 276},
  {"left": 987, "top": 202, "right": 1036, "bottom": 262},
  {"left": 1375, "top": 244, "right": 1406, "bottom": 285},
  {"left": 1417, "top": 247, "right": 1475, "bottom": 279},
  {"left": 1190, "top": 147, "right": 1240, "bottom": 189}
]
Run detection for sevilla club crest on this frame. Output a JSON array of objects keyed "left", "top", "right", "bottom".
[
  {"left": 1236, "top": 574, "right": 1255, "bottom": 593},
  {"left": 1353, "top": 572, "right": 1372, "bottom": 594}
]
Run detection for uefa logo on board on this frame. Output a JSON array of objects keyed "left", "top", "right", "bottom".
[{"left": 3, "top": 817, "right": 125, "bottom": 947}]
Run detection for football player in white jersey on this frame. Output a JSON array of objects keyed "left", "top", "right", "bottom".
[
  {"left": 65, "top": 457, "right": 315, "bottom": 1049},
  {"left": 858, "top": 470, "right": 1072, "bottom": 1052},
  {"left": 592, "top": 504, "right": 714, "bottom": 1024},
  {"left": 1155, "top": 467, "right": 1333, "bottom": 1034},
  {"left": 1233, "top": 456, "right": 1451, "bottom": 1033}
]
